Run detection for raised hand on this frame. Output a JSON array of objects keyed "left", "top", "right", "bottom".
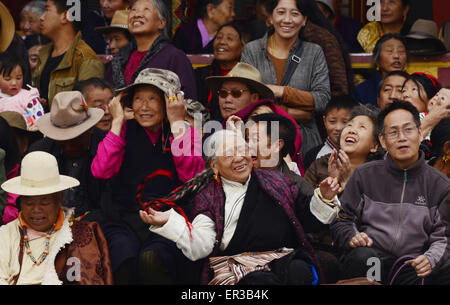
[
  {"left": 165, "top": 89, "right": 187, "bottom": 138},
  {"left": 139, "top": 208, "right": 170, "bottom": 227},
  {"left": 319, "top": 176, "right": 342, "bottom": 200}
]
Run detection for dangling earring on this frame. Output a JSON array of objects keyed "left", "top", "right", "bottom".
[
  {"left": 442, "top": 153, "right": 450, "bottom": 164},
  {"left": 214, "top": 173, "right": 221, "bottom": 184}
]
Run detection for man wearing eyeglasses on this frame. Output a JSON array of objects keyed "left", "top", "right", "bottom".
[{"left": 330, "top": 101, "right": 450, "bottom": 285}]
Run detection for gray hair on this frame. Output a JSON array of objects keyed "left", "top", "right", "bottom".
[
  {"left": 21, "top": 1, "right": 46, "bottom": 17},
  {"left": 204, "top": 129, "right": 247, "bottom": 162},
  {"left": 131, "top": 0, "right": 171, "bottom": 38}
]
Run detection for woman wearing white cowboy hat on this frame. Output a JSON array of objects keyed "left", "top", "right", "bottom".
[{"left": 0, "top": 151, "right": 113, "bottom": 285}]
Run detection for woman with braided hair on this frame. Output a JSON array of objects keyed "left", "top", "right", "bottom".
[{"left": 140, "top": 129, "right": 342, "bottom": 285}]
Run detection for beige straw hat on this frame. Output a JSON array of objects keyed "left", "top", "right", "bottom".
[
  {"left": 37, "top": 91, "right": 104, "bottom": 141},
  {"left": 0, "top": 1, "right": 15, "bottom": 52},
  {"left": 1, "top": 151, "right": 80, "bottom": 196},
  {"left": 96, "top": 9, "right": 130, "bottom": 33},
  {"left": 205, "top": 62, "right": 275, "bottom": 100}
]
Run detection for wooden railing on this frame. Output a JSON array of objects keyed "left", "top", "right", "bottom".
[{"left": 98, "top": 52, "right": 450, "bottom": 87}]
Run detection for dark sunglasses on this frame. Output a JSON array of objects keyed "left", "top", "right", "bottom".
[{"left": 217, "top": 88, "right": 249, "bottom": 98}]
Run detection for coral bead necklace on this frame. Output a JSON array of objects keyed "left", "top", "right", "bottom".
[{"left": 23, "top": 224, "right": 55, "bottom": 266}]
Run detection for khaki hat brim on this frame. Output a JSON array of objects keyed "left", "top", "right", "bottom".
[
  {"left": 36, "top": 108, "right": 104, "bottom": 141},
  {"left": 1, "top": 175, "right": 80, "bottom": 196},
  {"left": 205, "top": 76, "right": 275, "bottom": 101},
  {"left": 0, "top": 2, "right": 15, "bottom": 52},
  {"left": 115, "top": 80, "right": 169, "bottom": 96},
  {"left": 95, "top": 24, "right": 129, "bottom": 34}
]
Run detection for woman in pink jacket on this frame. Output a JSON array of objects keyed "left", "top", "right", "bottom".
[{"left": 91, "top": 68, "right": 205, "bottom": 284}]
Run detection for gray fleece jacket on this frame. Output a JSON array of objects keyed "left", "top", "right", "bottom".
[
  {"left": 240, "top": 34, "right": 331, "bottom": 157},
  {"left": 331, "top": 152, "right": 449, "bottom": 269}
]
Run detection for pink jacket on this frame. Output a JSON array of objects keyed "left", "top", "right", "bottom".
[
  {"left": 0, "top": 88, "right": 44, "bottom": 127},
  {"left": 91, "top": 121, "right": 205, "bottom": 183},
  {"left": 2, "top": 164, "right": 20, "bottom": 224}
]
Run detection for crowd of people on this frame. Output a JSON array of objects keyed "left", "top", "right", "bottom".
[{"left": 0, "top": 0, "right": 449, "bottom": 286}]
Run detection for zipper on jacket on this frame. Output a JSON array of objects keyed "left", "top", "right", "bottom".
[{"left": 391, "top": 170, "right": 407, "bottom": 252}]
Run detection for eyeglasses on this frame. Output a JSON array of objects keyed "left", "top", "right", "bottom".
[
  {"left": 217, "top": 89, "right": 249, "bottom": 99},
  {"left": 384, "top": 125, "right": 418, "bottom": 140}
]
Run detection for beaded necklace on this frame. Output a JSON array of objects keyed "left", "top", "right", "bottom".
[{"left": 23, "top": 224, "right": 55, "bottom": 266}]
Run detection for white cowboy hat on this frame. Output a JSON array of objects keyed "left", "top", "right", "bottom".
[{"left": 1, "top": 151, "right": 80, "bottom": 196}]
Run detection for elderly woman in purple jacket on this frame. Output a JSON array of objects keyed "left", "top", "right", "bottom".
[
  {"left": 105, "top": 0, "right": 197, "bottom": 100},
  {"left": 139, "top": 129, "right": 341, "bottom": 284}
]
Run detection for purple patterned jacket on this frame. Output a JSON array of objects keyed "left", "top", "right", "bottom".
[{"left": 191, "top": 168, "right": 323, "bottom": 284}]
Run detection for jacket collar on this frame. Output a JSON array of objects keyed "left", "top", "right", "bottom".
[
  {"left": 259, "top": 32, "right": 302, "bottom": 54},
  {"left": 39, "top": 31, "right": 83, "bottom": 72},
  {"left": 385, "top": 150, "right": 426, "bottom": 177},
  {"left": 112, "top": 34, "right": 170, "bottom": 88}
]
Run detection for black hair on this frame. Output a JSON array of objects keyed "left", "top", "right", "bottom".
[
  {"left": 0, "top": 117, "right": 21, "bottom": 174},
  {"left": 73, "top": 77, "right": 113, "bottom": 98},
  {"left": 377, "top": 100, "right": 421, "bottom": 135},
  {"left": 0, "top": 53, "right": 26, "bottom": 79},
  {"left": 216, "top": 21, "right": 246, "bottom": 44},
  {"left": 250, "top": 112, "right": 297, "bottom": 158},
  {"left": 324, "top": 95, "right": 359, "bottom": 116},
  {"left": 47, "top": 0, "right": 82, "bottom": 31},
  {"left": 195, "top": 0, "right": 227, "bottom": 19},
  {"left": 267, "top": 0, "right": 355, "bottom": 94},
  {"left": 403, "top": 73, "right": 442, "bottom": 101},
  {"left": 372, "top": 33, "right": 408, "bottom": 70},
  {"left": 430, "top": 118, "right": 450, "bottom": 158},
  {"left": 377, "top": 70, "right": 410, "bottom": 97}
]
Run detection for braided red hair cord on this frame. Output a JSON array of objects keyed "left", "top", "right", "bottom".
[{"left": 136, "top": 169, "right": 194, "bottom": 239}]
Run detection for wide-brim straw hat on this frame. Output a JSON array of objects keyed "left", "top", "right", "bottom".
[
  {"left": 205, "top": 62, "right": 275, "bottom": 101},
  {"left": 37, "top": 91, "right": 104, "bottom": 141},
  {"left": 406, "top": 19, "right": 448, "bottom": 56},
  {"left": 0, "top": 1, "right": 15, "bottom": 52},
  {"left": 1, "top": 151, "right": 80, "bottom": 196},
  {"left": 95, "top": 9, "right": 130, "bottom": 34}
]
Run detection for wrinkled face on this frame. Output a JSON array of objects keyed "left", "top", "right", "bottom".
[
  {"left": 218, "top": 80, "right": 259, "bottom": 119},
  {"left": 85, "top": 87, "right": 113, "bottom": 131},
  {"left": 323, "top": 108, "right": 352, "bottom": 146},
  {"left": 28, "top": 45, "right": 42, "bottom": 72},
  {"left": 428, "top": 88, "right": 450, "bottom": 112},
  {"left": 380, "top": 0, "right": 408, "bottom": 25},
  {"left": 378, "top": 74, "right": 407, "bottom": 110},
  {"left": 213, "top": 26, "right": 243, "bottom": 63},
  {"left": 56, "top": 129, "right": 93, "bottom": 158},
  {"left": 132, "top": 85, "right": 164, "bottom": 132},
  {"left": 247, "top": 122, "right": 281, "bottom": 169},
  {"left": 20, "top": 11, "right": 41, "bottom": 36},
  {"left": 402, "top": 79, "right": 427, "bottom": 112},
  {"left": 377, "top": 38, "right": 407, "bottom": 76},
  {"left": 40, "top": 0, "right": 65, "bottom": 37},
  {"left": 20, "top": 193, "right": 62, "bottom": 232},
  {"left": 211, "top": 134, "right": 252, "bottom": 183},
  {"left": 107, "top": 29, "right": 130, "bottom": 56},
  {"left": 100, "top": 0, "right": 129, "bottom": 19},
  {"left": 0, "top": 65, "right": 23, "bottom": 96},
  {"left": 209, "top": 0, "right": 235, "bottom": 27},
  {"left": 340, "top": 115, "right": 378, "bottom": 158},
  {"left": 128, "top": 0, "right": 165, "bottom": 36},
  {"left": 379, "top": 109, "right": 421, "bottom": 169},
  {"left": 271, "top": 0, "right": 307, "bottom": 41}
]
